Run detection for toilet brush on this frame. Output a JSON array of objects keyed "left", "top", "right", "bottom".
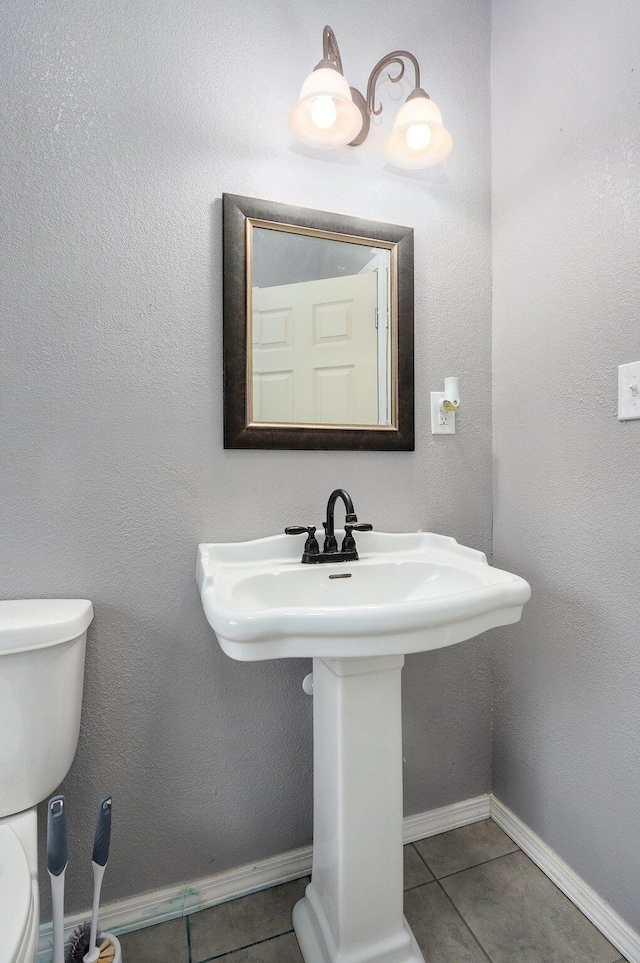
[
  {"left": 48, "top": 795, "right": 68, "bottom": 963},
  {"left": 66, "top": 795, "right": 117, "bottom": 963}
]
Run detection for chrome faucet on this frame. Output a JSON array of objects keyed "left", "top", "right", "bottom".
[{"left": 286, "top": 489, "right": 372, "bottom": 564}]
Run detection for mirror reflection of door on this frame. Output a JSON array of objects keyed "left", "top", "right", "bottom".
[{"left": 250, "top": 227, "right": 393, "bottom": 428}]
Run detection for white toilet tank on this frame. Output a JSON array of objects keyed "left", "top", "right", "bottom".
[{"left": 0, "top": 599, "right": 93, "bottom": 818}]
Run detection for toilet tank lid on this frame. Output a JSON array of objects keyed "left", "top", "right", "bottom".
[{"left": 0, "top": 599, "right": 94, "bottom": 655}]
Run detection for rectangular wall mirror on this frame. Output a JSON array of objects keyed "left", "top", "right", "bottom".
[{"left": 223, "top": 194, "right": 414, "bottom": 450}]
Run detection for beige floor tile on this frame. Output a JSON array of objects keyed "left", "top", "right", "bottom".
[
  {"left": 189, "top": 877, "right": 307, "bottom": 962},
  {"left": 404, "top": 881, "right": 489, "bottom": 962},
  {"left": 404, "top": 843, "right": 435, "bottom": 889},
  {"left": 118, "top": 917, "right": 189, "bottom": 962},
  {"left": 220, "top": 931, "right": 304, "bottom": 963},
  {"left": 442, "top": 850, "right": 620, "bottom": 963},
  {"left": 414, "top": 818, "right": 518, "bottom": 878}
]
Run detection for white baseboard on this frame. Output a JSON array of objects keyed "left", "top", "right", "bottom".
[
  {"left": 38, "top": 793, "right": 639, "bottom": 963},
  {"left": 491, "top": 795, "right": 639, "bottom": 963},
  {"left": 36, "top": 793, "right": 490, "bottom": 962},
  {"left": 402, "top": 793, "right": 491, "bottom": 843}
]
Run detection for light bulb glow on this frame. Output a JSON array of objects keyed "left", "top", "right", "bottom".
[
  {"left": 310, "top": 95, "right": 337, "bottom": 129},
  {"left": 406, "top": 123, "right": 432, "bottom": 151}
]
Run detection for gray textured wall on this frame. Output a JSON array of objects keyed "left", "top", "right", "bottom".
[
  {"left": 0, "top": 0, "right": 492, "bottom": 913},
  {"left": 491, "top": 0, "right": 640, "bottom": 932}
]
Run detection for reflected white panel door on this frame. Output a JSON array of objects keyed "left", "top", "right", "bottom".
[{"left": 252, "top": 273, "right": 379, "bottom": 425}]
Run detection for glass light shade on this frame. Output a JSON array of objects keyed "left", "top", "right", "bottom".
[
  {"left": 288, "top": 67, "right": 363, "bottom": 148},
  {"left": 384, "top": 95, "right": 453, "bottom": 169}
]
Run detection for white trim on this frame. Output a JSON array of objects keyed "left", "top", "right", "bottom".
[
  {"left": 402, "top": 794, "right": 491, "bottom": 843},
  {"left": 38, "top": 793, "right": 639, "bottom": 963},
  {"left": 36, "top": 794, "right": 490, "bottom": 962},
  {"left": 37, "top": 881, "right": 187, "bottom": 961},
  {"left": 183, "top": 845, "right": 313, "bottom": 918},
  {"left": 491, "top": 795, "right": 640, "bottom": 963}
]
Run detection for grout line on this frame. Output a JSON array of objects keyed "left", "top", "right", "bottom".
[
  {"left": 198, "top": 928, "right": 295, "bottom": 962},
  {"left": 433, "top": 878, "right": 495, "bottom": 963},
  {"left": 411, "top": 834, "right": 520, "bottom": 883},
  {"left": 404, "top": 842, "right": 436, "bottom": 888},
  {"left": 186, "top": 913, "right": 193, "bottom": 963},
  {"left": 411, "top": 841, "right": 438, "bottom": 877},
  {"left": 435, "top": 847, "right": 520, "bottom": 882},
  {"left": 410, "top": 843, "right": 494, "bottom": 962}
]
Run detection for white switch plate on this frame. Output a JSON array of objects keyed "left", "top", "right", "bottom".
[
  {"left": 431, "top": 391, "right": 456, "bottom": 434},
  {"left": 618, "top": 362, "right": 640, "bottom": 421}
]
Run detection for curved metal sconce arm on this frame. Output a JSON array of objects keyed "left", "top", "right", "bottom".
[
  {"left": 309, "top": 27, "right": 432, "bottom": 151},
  {"left": 290, "top": 26, "right": 452, "bottom": 165},
  {"left": 322, "top": 25, "right": 343, "bottom": 74},
  {"left": 365, "top": 51, "right": 421, "bottom": 117}
]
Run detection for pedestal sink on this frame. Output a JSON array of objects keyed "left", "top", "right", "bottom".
[{"left": 197, "top": 530, "right": 530, "bottom": 963}]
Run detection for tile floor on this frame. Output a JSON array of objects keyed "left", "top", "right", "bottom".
[{"left": 119, "top": 818, "right": 626, "bottom": 963}]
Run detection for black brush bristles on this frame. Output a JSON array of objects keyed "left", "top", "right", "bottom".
[{"left": 64, "top": 921, "right": 93, "bottom": 963}]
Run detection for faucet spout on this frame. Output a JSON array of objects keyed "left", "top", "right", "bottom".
[
  {"left": 323, "top": 489, "right": 358, "bottom": 552},
  {"left": 285, "top": 488, "right": 371, "bottom": 563}
]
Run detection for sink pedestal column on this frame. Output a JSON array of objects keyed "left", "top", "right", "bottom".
[{"left": 293, "top": 655, "right": 425, "bottom": 963}]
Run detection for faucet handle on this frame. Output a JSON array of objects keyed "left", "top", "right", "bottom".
[
  {"left": 342, "top": 523, "right": 373, "bottom": 553},
  {"left": 285, "top": 526, "right": 320, "bottom": 557}
]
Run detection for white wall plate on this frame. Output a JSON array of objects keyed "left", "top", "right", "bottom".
[
  {"left": 431, "top": 391, "right": 455, "bottom": 434},
  {"left": 618, "top": 362, "right": 640, "bottom": 421}
]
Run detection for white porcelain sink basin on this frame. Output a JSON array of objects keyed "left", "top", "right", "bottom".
[
  {"left": 196, "top": 530, "right": 531, "bottom": 661},
  {"left": 196, "top": 527, "right": 531, "bottom": 963}
]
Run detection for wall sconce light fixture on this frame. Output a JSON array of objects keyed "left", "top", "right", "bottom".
[{"left": 289, "top": 26, "right": 452, "bottom": 168}]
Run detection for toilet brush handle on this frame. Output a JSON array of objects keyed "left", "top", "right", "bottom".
[
  {"left": 47, "top": 796, "right": 68, "bottom": 963},
  {"left": 84, "top": 795, "right": 112, "bottom": 963},
  {"left": 83, "top": 863, "right": 106, "bottom": 963},
  {"left": 49, "top": 869, "right": 67, "bottom": 963},
  {"left": 92, "top": 795, "right": 112, "bottom": 866}
]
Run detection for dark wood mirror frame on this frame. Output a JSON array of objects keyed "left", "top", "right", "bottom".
[{"left": 223, "top": 193, "right": 414, "bottom": 451}]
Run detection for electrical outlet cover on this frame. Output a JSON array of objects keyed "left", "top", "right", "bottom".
[{"left": 431, "top": 392, "right": 455, "bottom": 434}]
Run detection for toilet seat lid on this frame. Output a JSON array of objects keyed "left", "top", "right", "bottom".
[{"left": 0, "top": 825, "right": 33, "bottom": 956}]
